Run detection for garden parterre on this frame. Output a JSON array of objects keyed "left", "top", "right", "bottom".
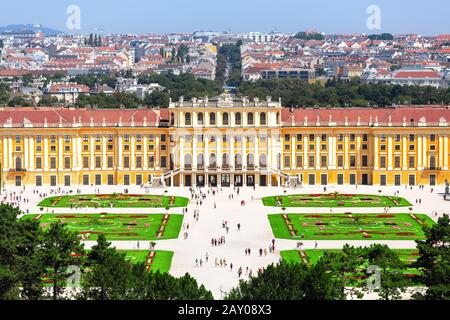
[
  {"left": 262, "top": 193, "right": 412, "bottom": 208},
  {"left": 21, "top": 213, "right": 184, "bottom": 241},
  {"left": 38, "top": 194, "right": 189, "bottom": 208},
  {"left": 268, "top": 213, "right": 434, "bottom": 240}
]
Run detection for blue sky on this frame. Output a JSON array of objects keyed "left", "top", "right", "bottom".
[{"left": 0, "top": 0, "right": 448, "bottom": 35}]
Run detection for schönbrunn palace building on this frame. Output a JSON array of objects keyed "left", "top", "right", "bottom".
[{"left": 0, "top": 95, "right": 449, "bottom": 188}]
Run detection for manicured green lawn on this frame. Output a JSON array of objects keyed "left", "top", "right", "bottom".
[
  {"left": 280, "top": 249, "right": 422, "bottom": 285},
  {"left": 268, "top": 213, "right": 434, "bottom": 240},
  {"left": 124, "top": 250, "right": 173, "bottom": 273},
  {"left": 262, "top": 193, "right": 412, "bottom": 207},
  {"left": 38, "top": 194, "right": 189, "bottom": 208},
  {"left": 22, "top": 213, "right": 184, "bottom": 240}
]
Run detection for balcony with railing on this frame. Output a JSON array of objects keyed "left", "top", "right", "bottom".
[{"left": 423, "top": 166, "right": 442, "bottom": 171}]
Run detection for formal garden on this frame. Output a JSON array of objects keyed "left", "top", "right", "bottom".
[
  {"left": 21, "top": 213, "right": 184, "bottom": 240},
  {"left": 38, "top": 194, "right": 189, "bottom": 208},
  {"left": 268, "top": 213, "right": 434, "bottom": 240},
  {"left": 262, "top": 193, "right": 412, "bottom": 207}
]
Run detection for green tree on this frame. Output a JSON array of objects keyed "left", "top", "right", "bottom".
[
  {"left": 0, "top": 205, "right": 46, "bottom": 300},
  {"left": 81, "top": 238, "right": 132, "bottom": 300},
  {"left": 0, "top": 205, "right": 24, "bottom": 299},
  {"left": 8, "top": 96, "right": 31, "bottom": 107},
  {"left": 414, "top": 214, "right": 450, "bottom": 300},
  {"left": 226, "top": 261, "right": 344, "bottom": 300},
  {"left": 294, "top": 32, "right": 325, "bottom": 40},
  {"left": 366, "top": 244, "right": 409, "bottom": 300},
  {"left": 0, "top": 83, "right": 10, "bottom": 105},
  {"left": 42, "top": 222, "right": 84, "bottom": 300},
  {"left": 15, "top": 219, "right": 46, "bottom": 300},
  {"left": 144, "top": 90, "right": 170, "bottom": 107}
]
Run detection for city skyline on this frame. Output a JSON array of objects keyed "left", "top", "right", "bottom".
[{"left": 0, "top": 0, "right": 449, "bottom": 35}]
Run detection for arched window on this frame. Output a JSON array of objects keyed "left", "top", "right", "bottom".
[
  {"left": 247, "top": 153, "right": 255, "bottom": 168},
  {"left": 235, "top": 112, "right": 241, "bottom": 125},
  {"left": 247, "top": 112, "right": 254, "bottom": 125},
  {"left": 184, "top": 154, "right": 192, "bottom": 169},
  {"left": 222, "top": 112, "right": 229, "bottom": 125},
  {"left": 259, "top": 154, "right": 267, "bottom": 168},
  {"left": 260, "top": 112, "right": 266, "bottom": 125},
  {"left": 209, "top": 113, "right": 216, "bottom": 125},
  {"left": 235, "top": 153, "right": 242, "bottom": 168},
  {"left": 170, "top": 112, "right": 175, "bottom": 126},
  {"left": 276, "top": 112, "right": 280, "bottom": 124},
  {"left": 197, "top": 154, "right": 204, "bottom": 168},
  {"left": 185, "top": 113, "right": 191, "bottom": 125},
  {"left": 197, "top": 112, "right": 204, "bottom": 125},
  {"left": 222, "top": 153, "right": 230, "bottom": 167},
  {"left": 209, "top": 153, "right": 217, "bottom": 167},
  {"left": 430, "top": 156, "right": 436, "bottom": 169},
  {"left": 15, "top": 157, "right": 22, "bottom": 170}
]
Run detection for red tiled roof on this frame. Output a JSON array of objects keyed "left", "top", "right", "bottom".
[
  {"left": 0, "top": 69, "right": 29, "bottom": 77},
  {"left": 0, "top": 108, "right": 167, "bottom": 127},
  {"left": 394, "top": 71, "right": 441, "bottom": 78},
  {"left": 282, "top": 106, "right": 450, "bottom": 126}
]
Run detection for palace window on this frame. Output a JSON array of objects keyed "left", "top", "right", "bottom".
[
  {"left": 95, "top": 156, "right": 101, "bottom": 168},
  {"left": 284, "top": 155, "right": 290, "bottom": 168},
  {"left": 337, "top": 155, "right": 344, "bottom": 167},
  {"left": 107, "top": 156, "right": 114, "bottom": 168},
  {"left": 409, "top": 156, "right": 415, "bottom": 168},
  {"left": 35, "top": 157, "right": 42, "bottom": 169},
  {"left": 259, "top": 113, "right": 266, "bottom": 125},
  {"left": 235, "top": 112, "right": 242, "bottom": 125},
  {"left": 197, "top": 112, "right": 204, "bottom": 125},
  {"left": 362, "top": 155, "right": 368, "bottom": 167},
  {"left": 222, "top": 113, "right": 229, "bottom": 125},
  {"left": 247, "top": 113, "right": 254, "bottom": 125},
  {"left": 50, "top": 157, "right": 56, "bottom": 169},
  {"left": 394, "top": 156, "right": 401, "bottom": 168},
  {"left": 380, "top": 156, "right": 386, "bottom": 168},
  {"left": 350, "top": 156, "right": 356, "bottom": 168},
  {"left": 296, "top": 155, "right": 303, "bottom": 168},
  {"left": 185, "top": 113, "right": 191, "bottom": 125},
  {"left": 83, "top": 157, "right": 89, "bottom": 168}
]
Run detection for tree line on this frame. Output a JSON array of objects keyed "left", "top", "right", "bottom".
[
  {"left": 237, "top": 78, "right": 450, "bottom": 107},
  {"left": 2, "top": 73, "right": 450, "bottom": 108}
]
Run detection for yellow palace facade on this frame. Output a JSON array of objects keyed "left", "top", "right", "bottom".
[{"left": 0, "top": 95, "right": 449, "bottom": 188}]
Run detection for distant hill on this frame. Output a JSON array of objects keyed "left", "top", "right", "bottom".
[{"left": 0, "top": 24, "right": 64, "bottom": 36}]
